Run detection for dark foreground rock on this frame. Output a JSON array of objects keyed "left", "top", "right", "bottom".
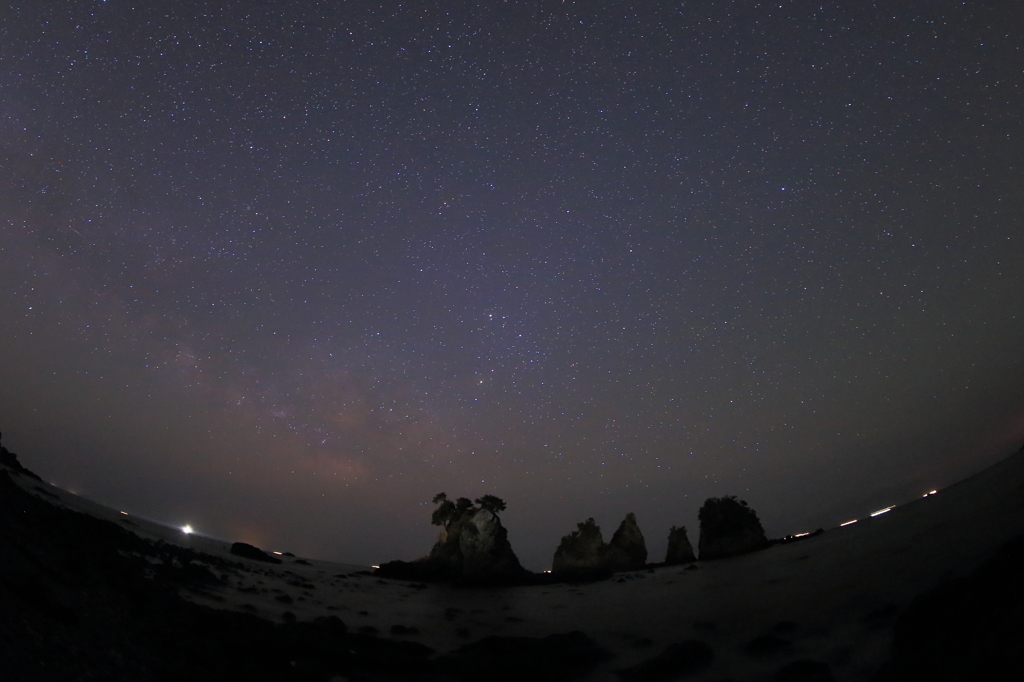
[
  {"left": 874, "top": 534, "right": 1024, "bottom": 681},
  {"left": 439, "top": 630, "right": 610, "bottom": 682},
  {"left": 774, "top": 659, "right": 834, "bottom": 681},
  {"left": 0, "top": 458, "right": 438, "bottom": 681},
  {"left": 697, "top": 496, "right": 769, "bottom": 560},
  {"left": 617, "top": 640, "right": 714, "bottom": 679}
]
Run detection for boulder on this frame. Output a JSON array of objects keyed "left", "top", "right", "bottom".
[
  {"left": 665, "top": 525, "right": 697, "bottom": 565},
  {"left": 697, "top": 496, "right": 769, "bottom": 560},
  {"left": 605, "top": 512, "right": 648, "bottom": 571}
]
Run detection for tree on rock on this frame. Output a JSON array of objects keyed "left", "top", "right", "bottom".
[
  {"left": 697, "top": 496, "right": 768, "bottom": 560},
  {"left": 379, "top": 492, "right": 526, "bottom": 586},
  {"left": 431, "top": 493, "right": 457, "bottom": 528},
  {"left": 552, "top": 518, "right": 607, "bottom": 580},
  {"left": 431, "top": 492, "right": 475, "bottom": 529},
  {"left": 474, "top": 494, "right": 507, "bottom": 515}
]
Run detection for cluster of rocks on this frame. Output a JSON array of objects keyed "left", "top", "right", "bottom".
[
  {"left": 550, "top": 513, "right": 649, "bottom": 581},
  {"left": 548, "top": 495, "right": 768, "bottom": 580},
  {"left": 377, "top": 487, "right": 773, "bottom": 586}
]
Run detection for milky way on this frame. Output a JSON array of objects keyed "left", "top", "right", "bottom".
[{"left": 2, "top": 1, "right": 1023, "bottom": 569}]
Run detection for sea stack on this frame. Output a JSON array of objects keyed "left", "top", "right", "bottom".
[{"left": 697, "top": 496, "right": 769, "bottom": 560}]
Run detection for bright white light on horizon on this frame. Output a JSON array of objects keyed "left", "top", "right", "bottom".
[
  {"left": 272, "top": 551, "right": 283, "bottom": 555},
  {"left": 182, "top": 524, "right": 193, "bottom": 534},
  {"left": 841, "top": 519, "right": 858, "bottom": 527},
  {"left": 923, "top": 490, "right": 938, "bottom": 497},
  {"left": 870, "top": 506, "right": 895, "bottom": 517},
  {"left": 371, "top": 565, "right": 380, "bottom": 569},
  {"left": 794, "top": 532, "right": 810, "bottom": 538}
]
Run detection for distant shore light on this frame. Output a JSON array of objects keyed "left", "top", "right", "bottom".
[
  {"left": 840, "top": 519, "right": 858, "bottom": 527},
  {"left": 794, "top": 532, "right": 809, "bottom": 538},
  {"left": 870, "top": 506, "right": 895, "bottom": 517},
  {"left": 923, "top": 490, "right": 938, "bottom": 497},
  {"left": 371, "top": 565, "right": 380, "bottom": 569},
  {"left": 272, "top": 551, "right": 283, "bottom": 555},
  {"left": 182, "top": 524, "right": 193, "bottom": 534}
]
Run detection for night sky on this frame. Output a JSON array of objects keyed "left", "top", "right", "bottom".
[{"left": 3, "top": 1, "right": 1023, "bottom": 570}]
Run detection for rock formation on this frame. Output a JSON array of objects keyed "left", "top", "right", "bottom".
[
  {"left": 605, "top": 512, "right": 648, "bottom": 571},
  {"left": 377, "top": 493, "right": 528, "bottom": 585},
  {"left": 552, "top": 513, "right": 649, "bottom": 579},
  {"left": 429, "top": 505, "right": 526, "bottom": 584},
  {"left": 552, "top": 518, "right": 607, "bottom": 579},
  {"left": 697, "top": 496, "right": 769, "bottom": 560},
  {"left": 664, "top": 525, "right": 697, "bottom": 565}
]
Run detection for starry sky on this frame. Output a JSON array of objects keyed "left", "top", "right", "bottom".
[{"left": 2, "top": 1, "right": 1023, "bottom": 570}]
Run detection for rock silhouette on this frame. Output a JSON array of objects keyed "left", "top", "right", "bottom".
[
  {"left": 377, "top": 493, "right": 529, "bottom": 585},
  {"left": 605, "top": 512, "right": 648, "bottom": 572},
  {"left": 552, "top": 518, "right": 608, "bottom": 580},
  {"left": 697, "top": 496, "right": 769, "bottom": 560},
  {"left": 664, "top": 525, "right": 697, "bottom": 565},
  {"left": 552, "top": 513, "right": 648, "bottom": 579},
  {"left": 430, "top": 505, "right": 526, "bottom": 583}
]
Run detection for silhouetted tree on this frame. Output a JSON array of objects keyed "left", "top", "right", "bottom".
[
  {"left": 431, "top": 493, "right": 457, "bottom": 528},
  {"left": 431, "top": 493, "right": 504, "bottom": 528},
  {"left": 474, "top": 494, "right": 507, "bottom": 515}
]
